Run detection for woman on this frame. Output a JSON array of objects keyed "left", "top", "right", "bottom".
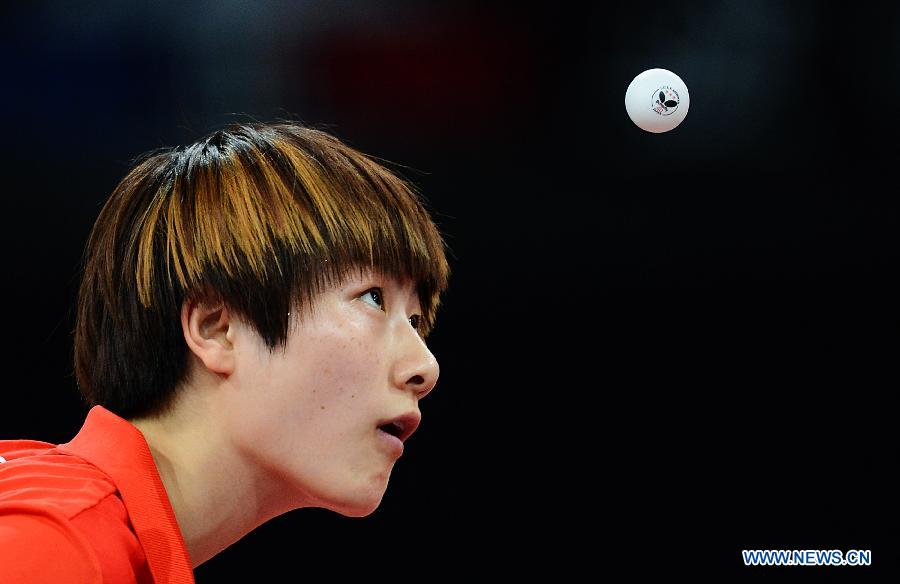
[{"left": 0, "top": 123, "right": 450, "bottom": 583}]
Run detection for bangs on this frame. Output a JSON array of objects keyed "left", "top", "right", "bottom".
[{"left": 135, "top": 124, "right": 449, "bottom": 337}]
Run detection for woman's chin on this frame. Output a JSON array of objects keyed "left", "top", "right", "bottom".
[
  {"left": 330, "top": 489, "right": 386, "bottom": 518},
  {"left": 332, "top": 499, "right": 381, "bottom": 518}
]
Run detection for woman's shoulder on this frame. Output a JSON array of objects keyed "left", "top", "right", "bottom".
[
  {"left": 0, "top": 445, "right": 147, "bottom": 582},
  {"left": 0, "top": 441, "right": 118, "bottom": 521}
]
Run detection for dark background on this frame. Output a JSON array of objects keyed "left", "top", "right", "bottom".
[{"left": 1, "top": 1, "right": 897, "bottom": 580}]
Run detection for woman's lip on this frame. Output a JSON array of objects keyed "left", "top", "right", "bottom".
[{"left": 377, "top": 427, "right": 404, "bottom": 457}]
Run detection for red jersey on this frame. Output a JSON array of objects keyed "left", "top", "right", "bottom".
[{"left": 0, "top": 405, "right": 195, "bottom": 583}]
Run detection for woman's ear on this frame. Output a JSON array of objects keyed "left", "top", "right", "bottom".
[{"left": 181, "top": 299, "right": 236, "bottom": 376}]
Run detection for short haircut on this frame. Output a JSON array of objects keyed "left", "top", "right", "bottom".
[{"left": 74, "top": 123, "right": 449, "bottom": 420}]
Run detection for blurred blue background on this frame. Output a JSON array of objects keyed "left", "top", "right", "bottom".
[{"left": 1, "top": 1, "right": 897, "bottom": 580}]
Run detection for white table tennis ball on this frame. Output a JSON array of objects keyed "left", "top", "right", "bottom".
[{"left": 625, "top": 68, "right": 690, "bottom": 133}]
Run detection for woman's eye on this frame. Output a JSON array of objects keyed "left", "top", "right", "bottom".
[
  {"left": 409, "top": 314, "right": 422, "bottom": 331},
  {"left": 361, "top": 288, "right": 384, "bottom": 310}
]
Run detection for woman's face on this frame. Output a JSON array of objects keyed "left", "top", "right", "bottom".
[{"left": 222, "top": 268, "right": 439, "bottom": 519}]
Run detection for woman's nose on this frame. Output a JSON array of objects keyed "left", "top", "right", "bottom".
[{"left": 393, "top": 329, "right": 440, "bottom": 399}]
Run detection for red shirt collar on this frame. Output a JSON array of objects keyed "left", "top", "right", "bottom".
[{"left": 58, "top": 405, "right": 195, "bottom": 584}]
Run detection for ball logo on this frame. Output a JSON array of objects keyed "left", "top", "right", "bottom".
[{"left": 651, "top": 86, "right": 680, "bottom": 116}]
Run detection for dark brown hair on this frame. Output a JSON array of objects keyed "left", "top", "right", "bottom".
[{"left": 74, "top": 123, "right": 449, "bottom": 420}]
